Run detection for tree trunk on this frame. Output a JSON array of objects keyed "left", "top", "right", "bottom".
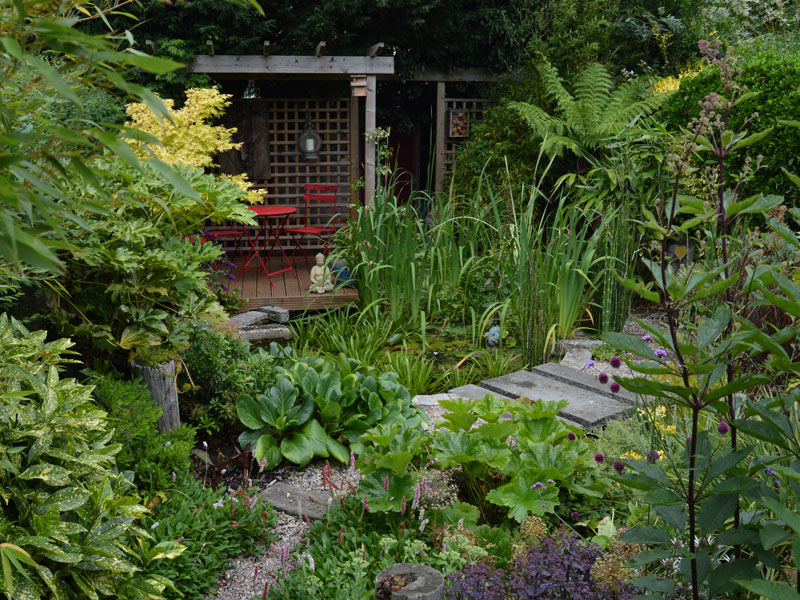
[
  {"left": 131, "top": 360, "right": 181, "bottom": 432},
  {"left": 375, "top": 564, "right": 443, "bottom": 600}
]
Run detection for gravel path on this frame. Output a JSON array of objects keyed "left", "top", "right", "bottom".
[
  {"left": 208, "top": 405, "right": 445, "bottom": 600},
  {"left": 209, "top": 316, "right": 661, "bottom": 599}
]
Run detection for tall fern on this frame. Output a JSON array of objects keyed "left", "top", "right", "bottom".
[{"left": 509, "top": 57, "right": 663, "bottom": 160}]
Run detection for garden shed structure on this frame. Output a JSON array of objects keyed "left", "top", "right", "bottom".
[{"left": 186, "top": 46, "right": 492, "bottom": 310}]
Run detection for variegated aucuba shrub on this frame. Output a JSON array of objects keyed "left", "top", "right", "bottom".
[{"left": 0, "top": 314, "right": 181, "bottom": 599}]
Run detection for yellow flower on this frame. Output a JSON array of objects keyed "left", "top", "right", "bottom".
[{"left": 623, "top": 451, "right": 642, "bottom": 461}]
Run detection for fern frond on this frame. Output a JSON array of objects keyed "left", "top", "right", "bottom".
[
  {"left": 541, "top": 134, "right": 588, "bottom": 159},
  {"left": 595, "top": 85, "right": 664, "bottom": 136},
  {"left": 574, "top": 63, "right": 612, "bottom": 130},
  {"left": 537, "top": 57, "right": 577, "bottom": 125},
  {"left": 509, "top": 101, "right": 566, "bottom": 139}
]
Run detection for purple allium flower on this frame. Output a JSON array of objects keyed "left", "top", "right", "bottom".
[
  {"left": 717, "top": 422, "right": 730, "bottom": 435},
  {"left": 598, "top": 372, "right": 609, "bottom": 384},
  {"left": 775, "top": 479, "right": 782, "bottom": 488},
  {"left": 226, "top": 273, "right": 237, "bottom": 280},
  {"left": 754, "top": 476, "right": 761, "bottom": 483},
  {"left": 531, "top": 481, "right": 546, "bottom": 490},
  {"left": 547, "top": 479, "right": 555, "bottom": 484},
  {"left": 571, "top": 511, "right": 580, "bottom": 520},
  {"left": 225, "top": 260, "right": 237, "bottom": 268},
  {"left": 586, "top": 359, "right": 596, "bottom": 369},
  {"left": 686, "top": 436, "right": 693, "bottom": 446},
  {"left": 567, "top": 432, "right": 577, "bottom": 441},
  {"left": 613, "top": 460, "right": 625, "bottom": 473},
  {"left": 764, "top": 467, "right": 777, "bottom": 476},
  {"left": 609, "top": 381, "right": 621, "bottom": 393},
  {"left": 594, "top": 453, "right": 605, "bottom": 464},
  {"left": 609, "top": 355, "right": 622, "bottom": 368},
  {"left": 641, "top": 334, "right": 652, "bottom": 342},
  {"left": 655, "top": 348, "right": 668, "bottom": 359},
  {"left": 646, "top": 450, "right": 660, "bottom": 463}
]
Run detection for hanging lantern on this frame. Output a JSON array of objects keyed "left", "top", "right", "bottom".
[{"left": 298, "top": 119, "right": 322, "bottom": 161}]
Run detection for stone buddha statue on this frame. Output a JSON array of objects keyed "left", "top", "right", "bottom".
[{"left": 309, "top": 253, "right": 334, "bottom": 294}]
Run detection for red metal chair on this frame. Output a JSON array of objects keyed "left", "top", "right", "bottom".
[{"left": 285, "top": 184, "right": 343, "bottom": 261}]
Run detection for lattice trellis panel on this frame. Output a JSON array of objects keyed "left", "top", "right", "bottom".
[
  {"left": 219, "top": 98, "right": 352, "bottom": 256},
  {"left": 443, "top": 98, "right": 486, "bottom": 180}
]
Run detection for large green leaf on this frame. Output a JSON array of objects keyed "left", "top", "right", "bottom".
[
  {"left": 280, "top": 433, "right": 315, "bottom": 467},
  {"left": 735, "top": 579, "right": 800, "bottom": 600},
  {"left": 325, "top": 436, "right": 349, "bottom": 464},
  {"left": 37, "top": 487, "right": 90, "bottom": 513},
  {"left": 236, "top": 394, "right": 265, "bottom": 430},
  {"left": 486, "top": 474, "right": 559, "bottom": 522},
  {"left": 255, "top": 434, "right": 283, "bottom": 469},
  {"left": 19, "top": 464, "right": 70, "bottom": 486}
]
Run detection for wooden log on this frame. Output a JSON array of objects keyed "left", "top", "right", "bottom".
[
  {"left": 131, "top": 360, "right": 181, "bottom": 432},
  {"left": 375, "top": 564, "right": 443, "bottom": 600}
]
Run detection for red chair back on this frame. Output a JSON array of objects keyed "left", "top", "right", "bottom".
[{"left": 301, "top": 184, "right": 340, "bottom": 229}]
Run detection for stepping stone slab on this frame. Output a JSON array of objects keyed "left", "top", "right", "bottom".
[
  {"left": 413, "top": 393, "right": 461, "bottom": 407},
  {"left": 480, "top": 369, "right": 629, "bottom": 428},
  {"left": 227, "top": 310, "right": 272, "bottom": 329},
  {"left": 240, "top": 324, "right": 292, "bottom": 342},
  {"left": 532, "top": 362, "right": 636, "bottom": 405},
  {"left": 447, "top": 384, "right": 583, "bottom": 428},
  {"left": 259, "top": 482, "right": 330, "bottom": 520},
  {"left": 256, "top": 304, "right": 290, "bottom": 323},
  {"left": 560, "top": 348, "right": 593, "bottom": 371},
  {"left": 447, "top": 384, "right": 512, "bottom": 401}
]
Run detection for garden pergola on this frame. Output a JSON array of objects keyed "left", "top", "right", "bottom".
[{"left": 187, "top": 44, "right": 494, "bottom": 205}]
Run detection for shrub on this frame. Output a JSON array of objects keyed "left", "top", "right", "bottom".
[
  {"left": 0, "top": 314, "right": 175, "bottom": 599},
  {"left": 142, "top": 473, "right": 276, "bottom": 599},
  {"left": 178, "top": 326, "right": 283, "bottom": 433},
  {"left": 659, "top": 48, "right": 800, "bottom": 206},
  {"left": 445, "top": 532, "right": 639, "bottom": 600},
  {"left": 88, "top": 371, "right": 197, "bottom": 492},
  {"left": 238, "top": 354, "right": 424, "bottom": 469}
]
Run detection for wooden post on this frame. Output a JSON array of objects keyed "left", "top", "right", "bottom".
[
  {"left": 434, "top": 81, "right": 446, "bottom": 195},
  {"left": 364, "top": 75, "right": 377, "bottom": 208},
  {"left": 131, "top": 360, "right": 181, "bottom": 432},
  {"left": 349, "top": 92, "right": 361, "bottom": 214},
  {"left": 375, "top": 564, "right": 443, "bottom": 600}
]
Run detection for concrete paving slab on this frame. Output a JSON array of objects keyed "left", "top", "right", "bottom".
[
  {"left": 227, "top": 310, "right": 271, "bottom": 329},
  {"left": 480, "top": 369, "right": 629, "bottom": 427},
  {"left": 532, "top": 362, "right": 636, "bottom": 405},
  {"left": 447, "top": 384, "right": 512, "bottom": 401},
  {"left": 256, "top": 305, "right": 290, "bottom": 323},
  {"left": 240, "top": 325, "right": 293, "bottom": 342},
  {"left": 259, "top": 481, "right": 330, "bottom": 520},
  {"left": 560, "top": 348, "right": 592, "bottom": 371},
  {"left": 413, "top": 393, "right": 460, "bottom": 407}
]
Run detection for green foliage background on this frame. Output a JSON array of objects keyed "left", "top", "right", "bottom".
[{"left": 659, "top": 48, "right": 800, "bottom": 206}]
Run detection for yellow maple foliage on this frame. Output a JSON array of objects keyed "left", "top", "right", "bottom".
[{"left": 126, "top": 87, "right": 261, "bottom": 202}]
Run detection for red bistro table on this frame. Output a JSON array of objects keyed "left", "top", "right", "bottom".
[{"left": 239, "top": 205, "right": 298, "bottom": 286}]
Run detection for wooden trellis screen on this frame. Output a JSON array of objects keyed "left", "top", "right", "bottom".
[
  {"left": 442, "top": 97, "right": 486, "bottom": 182},
  {"left": 224, "top": 98, "right": 352, "bottom": 253}
]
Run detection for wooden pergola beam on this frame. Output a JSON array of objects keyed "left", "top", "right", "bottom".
[
  {"left": 206, "top": 39, "right": 214, "bottom": 57},
  {"left": 315, "top": 41, "right": 326, "bottom": 57},
  {"left": 263, "top": 41, "right": 270, "bottom": 57},
  {"left": 188, "top": 55, "right": 395, "bottom": 78}
]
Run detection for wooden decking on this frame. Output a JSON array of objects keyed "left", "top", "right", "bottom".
[{"left": 222, "top": 255, "right": 359, "bottom": 311}]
